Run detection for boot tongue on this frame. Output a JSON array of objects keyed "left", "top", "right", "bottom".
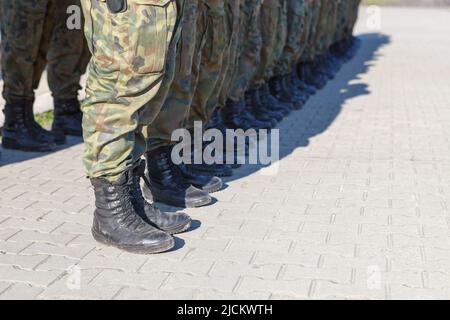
[{"left": 114, "top": 161, "right": 145, "bottom": 185}]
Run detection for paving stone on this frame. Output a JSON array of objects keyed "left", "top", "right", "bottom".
[{"left": 1, "top": 7, "right": 450, "bottom": 299}]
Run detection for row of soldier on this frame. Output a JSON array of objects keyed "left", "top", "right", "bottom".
[{"left": 1, "top": 0, "right": 361, "bottom": 254}]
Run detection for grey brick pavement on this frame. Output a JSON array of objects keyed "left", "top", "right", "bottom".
[{"left": 1, "top": 7, "right": 450, "bottom": 300}]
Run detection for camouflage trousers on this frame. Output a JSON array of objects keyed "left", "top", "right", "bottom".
[
  {"left": 200, "top": 0, "right": 241, "bottom": 120},
  {"left": 251, "top": 0, "right": 281, "bottom": 88},
  {"left": 81, "top": 0, "right": 179, "bottom": 180},
  {"left": 276, "top": 0, "right": 306, "bottom": 75},
  {"left": 302, "top": 0, "right": 322, "bottom": 62},
  {"left": 316, "top": 0, "right": 334, "bottom": 56},
  {"left": 227, "top": 0, "right": 262, "bottom": 102},
  {"left": 146, "top": 0, "right": 199, "bottom": 152},
  {"left": 215, "top": 0, "right": 242, "bottom": 111},
  {"left": 187, "top": 0, "right": 228, "bottom": 126},
  {"left": 271, "top": 0, "right": 288, "bottom": 77},
  {"left": 0, "top": 0, "right": 89, "bottom": 104},
  {"left": 298, "top": 0, "right": 312, "bottom": 63},
  {"left": 147, "top": 0, "right": 229, "bottom": 152}
]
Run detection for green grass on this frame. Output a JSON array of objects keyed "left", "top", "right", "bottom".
[{"left": 34, "top": 110, "right": 54, "bottom": 128}]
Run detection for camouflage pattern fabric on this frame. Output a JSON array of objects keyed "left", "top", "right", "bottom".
[
  {"left": 0, "top": 0, "right": 89, "bottom": 104},
  {"left": 187, "top": 0, "right": 228, "bottom": 126},
  {"left": 251, "top": 0, "right": 282, "bottom": 88},
  {"left": 79, "top": 0, "right": 361, "bottom": 179},
  {"left": 146, "top": 0, "right": 200, "bottom": 152},
  {"left": 298, "top": 0, "right": 315, "bottom": 63},
  {"left": 277, "top": 0, "right": 306, "bottom": 75},
  {"left": 271, "top": 0, "right": 289, "bottom": 77},
  {"left": 215, "top": 0, "right": 242, "bottom": 111},
  {"left": 201, "top": 0, "right": 240, "bottom": 120},
  {"left": 81, "top": 0, "right": 178, "bottom": 180},
  {"left": 227, "top": 0, "right": 263, "bottom": 102}
]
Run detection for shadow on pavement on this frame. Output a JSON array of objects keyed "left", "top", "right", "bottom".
[
  {"left": 0, "top": 136, "right": 83, "bottom": 167},
  {"left": 224, "top": 32, "right": 391, "bottom": 185},
  {"left": 0, "top": 33, "right": 391, "bottom": 201}
]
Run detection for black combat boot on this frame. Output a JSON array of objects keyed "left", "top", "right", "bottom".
[
  {"left": 287, "top": 72, "right": 310, "bottom": 102},
  {"left": 300, "top": 63, "right": 327, "bottom": 89},
  {"left": 290, "top": 70, "right": 310, "bottom": 96},
  {"left": 259, "top": 83, "right": 292, "bottom": 116},
  {"left": 281, "top": 75, "right": 307, "bottom": 110},
  {"left": 269, "top": 76, "right": 302, "bottom": 110},
  {"left": 326, "top": 51, "right": 342, "bottom": 75},
  {"left": 186, "top": 162, "right": 234, "bottom": 178},
  {"left": 144, "top": 146, "right": 212, "bottom": 208},
  {"left": 317, "top": 55, "right": 335, "bottom": 79},
  {"left": 91, "top": 165, "right": 176, "bottom": 254},
  {"left": 204, "top": 114, "right": 247, "bottom": 169},
  {"left": 2, "top": 103, "right": 56, "bottom": 152},
  {"left": 187, "top": 142, "right": 235, "bottom": 177},
  {"left": 269, "top": 76, "right": 291, "bottom": 104},
  {"left": 222, "top": 99, "right": 272, "bottom": 131},
  {"left": 240, "top": 106, "right": 274, "bottom": 130},
  {"left": 296, "top": 64, "right": 317, "bottom": 95},
  {"left": 53, "top": 98, "right": 83, "bottom": 137},
  {"left": 221, "top": 99, "right": 249, "bottom": 130},
  {"left": 23, "top": 102, "right": 66, "bottom": 145},
  {"left": 178, "top": 163, "right": 223, "bottom": 193},
  {"left": 246, "top": 89, "right": 282, "bottom": 124},
  {"left": 131, "top": 161, "right": 192, "bottom": 234}
]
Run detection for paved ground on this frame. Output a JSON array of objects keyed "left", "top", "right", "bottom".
[{"left": 1, "top": 7, "right": 450, "bottom": 300}]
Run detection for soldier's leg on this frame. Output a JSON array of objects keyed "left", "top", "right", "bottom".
[
  {"left": 81, "top": 0, "right": 191, "bottom": 253},
  {"left": 248, "top": 0, "right": 291, "bottom": 120},
  {"left": 296, "top": 0, "right": 317, "bottom": 95},
  {"left": 278, "top": 0, "right": 306, "bottom": 81},
  {"left": 174, "top": 0, "right": 237, "bottom": 178},
  {"left": 267, "top": 0, "right": 303, "bottom": 107},
  {"left": 222, "top": 0, "right": 271, "bottom": 130},
  {"left": 271, "top": 0, "right": 307, "bottom": 109},
  {"left": 192, "top": 0, "right": 231, "bottom": 125},
  {"left": 0, "top": 0, "right": 57, "bottom": 152},
  {"left": 187, "top": 0, "right": 227, "bottom": 125},
  {"left": 217, "top": 0, "right": 241, "bottom": 114},
  {"left": 46, "top": 0, "right": 89, "bottom": 137},
  {"left": 146, "top": 0, "right": 199, "bottom": 154},
  {"left": 142, "top": 0, "right": 214, "bottom": 208}
]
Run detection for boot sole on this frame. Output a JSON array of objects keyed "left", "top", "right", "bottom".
[
  {"left": 92, "top": 228, "right": 175, "bottom": 254},
  {"left": 199, "top": 179, "right": 223, "bottom": 194},
  {"left": 2, "top": 138, "right": 56, "bottom": 152},
  {"left": 163, "top": 219, "right": 193, "bottom": 235},
  {"left": 189, "top": 169, "right": 233, "bottom": 178},
  {"left": 156, "top": 195, "right": 212, "bottom": 209}
]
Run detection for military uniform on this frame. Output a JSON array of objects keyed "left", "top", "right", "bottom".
[
  {"left": 186, "top": 0, "right": 228, "bottom": 125},
  {"left": 1, "top": 0, "right": 90, "bottom": 151},
  {"left": 227, "top": 0, "right": 262, "bottom": 103},
  {"left": 146, "top": 0, "right": 200, "bottom": 152},
  {"left": 215, "top": 0, "right": 242, "bottom": 114},
  {"left": 81, "top": 0, "right": 179, "bottom": 180},
  {"left": 278, "top": 0, "right": 306, "bottom": 75},
  {"left": 78, "top": 0, "right": 363, "bottom": 254},
  {"left": 80, "top": 0, "right": 195, "bottom": 255},
  {"left": 251, "top": 0, "right": 281, "bottom": 89},
  {"left": 1, "top": 0, "right": 88, "bottom": 104}
]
